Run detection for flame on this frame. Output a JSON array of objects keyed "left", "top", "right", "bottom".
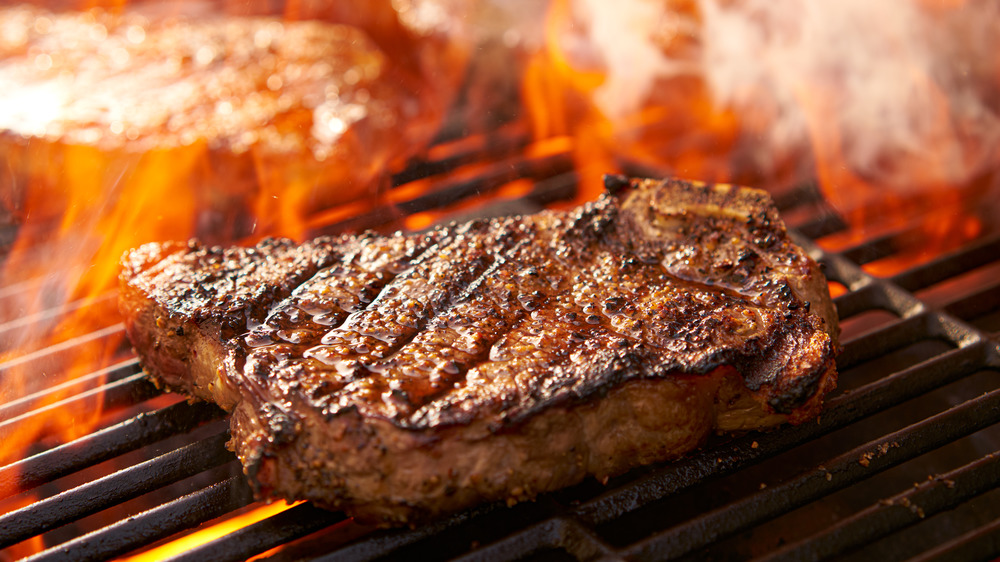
[
  {"left": 118, "top": 501, "right": 300, "bottom": 562},
  {"left": 522, "top": 0, "right": 1000, "bottom": 270},
  {"left": 0, "top": 0, "right": 466, "bottom": 534},
  {"left": 522, "top": 0, "right": 620, "bottom": 200}
]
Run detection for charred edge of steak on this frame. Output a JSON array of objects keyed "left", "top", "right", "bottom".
[
  {"left": 119, "top": 235, "right": 346, "bottom": 405},
  {"left": 231, "top": 368, "right": 732, "bottom": 526}
]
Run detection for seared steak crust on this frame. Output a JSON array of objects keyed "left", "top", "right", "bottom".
[{"left": 120, "top": 176, "right": 839, "bottom": 524}]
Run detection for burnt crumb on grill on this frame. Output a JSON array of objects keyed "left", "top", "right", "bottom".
[
  {"left": 120, "top": 176, "right": 840, "bottom": 526},
  {"left": 603, "top": 173, "right": 633, "bottom": 195}
]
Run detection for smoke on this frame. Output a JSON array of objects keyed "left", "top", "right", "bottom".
[{"left": 576, "top": 0, "right": 1000, "bottom": 191}]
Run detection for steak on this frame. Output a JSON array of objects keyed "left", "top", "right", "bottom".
[
  {"left": 0, "top": 5, "right": 448, "bottom": 234},
  {"left": 120, "top": 176, "right": 840, "bottom": 525}
]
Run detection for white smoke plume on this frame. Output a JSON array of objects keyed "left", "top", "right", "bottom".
[{"left": 574, "top": 0, "right": 1000, "bottom": 191}]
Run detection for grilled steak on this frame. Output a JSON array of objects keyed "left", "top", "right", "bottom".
[
  {"left": 0, "top": 5, "right": 448, "bottom": 235},
  {"left": 120, "top": 176, "right": 839, "bottom": 525}
]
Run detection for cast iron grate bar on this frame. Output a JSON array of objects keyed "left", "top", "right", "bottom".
[
  {"left": 163, "top": 502, "right": 348, "bottom": 562},
  {"left": 389, "top": 123, "right": 531, "bottom": 187},
  {"left": 24, "top": 475, "right": 254, "bottom": 562},
  {"left": 889, "top": 233, "right": 1000, "bottom": 293},
  {"left": 759, "top": 450, "right": 1000, "bottom": 561},
  {"left": 0, "top": 291, "right": 118, "bottom": 354},
  {"left": 828, "top": 283, "right": 881, "bottom": 321},
  {"left": 0, "top": 399, "right": 223, "bottom": 499},
  {"left": 837, "top": 312, "right": 937, "bottom": 370},
  {"left": 945, "top": 279, "right": 1000, "bottom": 323},
  {"left": 0, "top": 324, "right": 125, "bottom": 376},
  {"left": 792, "top": 211, "right": 847, "bottom": 241},
  {"left": 453, "top": 516, "right": 621, "bottom": 562},
  {"left": 0, "top": 430, "right": 233, "bottom": 549},
  {"left": 314, "top": 148, "right": 574, "bottom": 235},
  {"left": 906, "top": 514, "right": 1000, "bottom": 562}
]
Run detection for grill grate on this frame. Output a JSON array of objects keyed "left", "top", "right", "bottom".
[{"left": 1, "top": 131, "right": 998, "bottom": 561}]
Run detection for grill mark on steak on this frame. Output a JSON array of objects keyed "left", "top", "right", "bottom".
[
  {"left": 317, "top": 221, "right": 500, "bottom": 367},
  {"left": 376, "top": 199, "right": 631, "bottom": 425},
  {"left": 411, "top": 208, "right": 790, "bottom": 428},
  {"left": 374, "top": 237, "right": 537, "bottom": 417}
]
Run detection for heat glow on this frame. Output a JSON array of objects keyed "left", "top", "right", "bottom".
[
  {"left": 0, "top": 2, "right": 466, "bottom": 551},
  {"left": 522, "top": 0, "right": 1000, "bottom": 274}
]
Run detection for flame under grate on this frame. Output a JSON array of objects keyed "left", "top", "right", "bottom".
[{"left": 1, "top": 134, "right": 999, "bottom": 562}]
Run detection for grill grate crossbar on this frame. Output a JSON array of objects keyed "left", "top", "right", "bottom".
[
  {"left": 0, "top": 359, "right": 142, "bottom": 423},
  {"left": 907, "top": 513, "right": 1000, "bottom": 562}
]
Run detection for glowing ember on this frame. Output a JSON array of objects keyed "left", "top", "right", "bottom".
[{"left": 118, "top": 501, "right": 299, "bottom": 562}]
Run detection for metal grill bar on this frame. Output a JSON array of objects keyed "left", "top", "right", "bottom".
[
  {"left": 0, "top": 369, "right": 156, "bottom": 428},
  {"left": 0, "top": 292, "right": 117, "bottom": 354},
  {"left": 760, "top": 450, "right": 1000, "bottom": 561},
  {"left": 0, "top": 431, "right": 233, "bottom": 549},
  {"left": 0, "top": 324, "right": 125, "bottom": 376},
  {"left": 454, "top": 517, "right": 620, "bottom": 562},
  {"left": 25, "top": 475, "right": 254, "bottom": 562},
  {"left": 0, "top": 400, "right": 223, "bottom": 499},
  {"left": 945, "top": 280, "right": 1000, "bottom": 321},
  {"left": 907, "top": 514, "right": 1000, "bottom": 562},
  {"left": 839, "top": 232, "right": 901, "bottom": 266},
  {"left": 163, "top": 502, "right": 347, "bottom": 562},
  {"left": 314, "top": 513, "right": 475, "bottom": 562},
  {"left": 794, "top": 211, "right": 846, "bottom": 240},
  {"left": 890, "top": 234, "right": 1000, "bottom": 293},
  {"left": 313, "top": 148, "right": 573, "bottom": 235},
  {"left": 389, "top": 123, "right": 530, "bottom": 186}
]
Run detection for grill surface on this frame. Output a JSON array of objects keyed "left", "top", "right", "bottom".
[{"left": 1, "top": 126, "right": 998, "bottom": 561}]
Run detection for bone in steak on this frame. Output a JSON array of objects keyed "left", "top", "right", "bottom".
[{"left": 119, "top": 176, "right": 840, "bottom": 525}]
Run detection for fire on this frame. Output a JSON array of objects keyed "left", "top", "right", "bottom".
[
  {"left": 522, "top": 0, "right": 1000, "bottom": 273},
  {"left": 118, "top": 501, "right": 299, "bottom": 562},
  {"left": 0, "top": 2, "right": 466, "bottom": 553}
]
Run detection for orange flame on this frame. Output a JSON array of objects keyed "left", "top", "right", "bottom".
[
  {"left": 522, "top": 0, "right": 1000, "bottom": 272},
  {"left": 118, "top": 501, "right": 300, "bottom": 562},
  {"left": 0, "top": 0, "right": 466, "bottom": 535}
]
